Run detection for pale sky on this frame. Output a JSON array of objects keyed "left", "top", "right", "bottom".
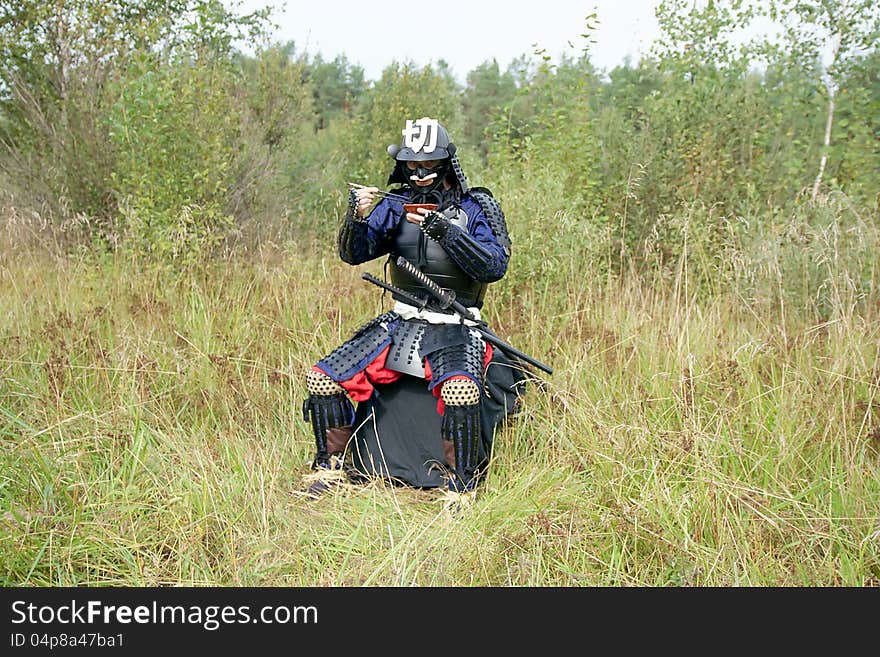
[{"left": 230, "top": 0, "right": 664, "bottom": 81}]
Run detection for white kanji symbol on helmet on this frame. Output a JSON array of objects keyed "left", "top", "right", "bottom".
[{"left": 402, "top": 117, "right": 439, "bottom": 154}]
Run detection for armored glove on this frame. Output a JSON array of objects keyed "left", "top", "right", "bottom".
[{"left": 419, "top": 207, "right": 454, "bottom": 241}]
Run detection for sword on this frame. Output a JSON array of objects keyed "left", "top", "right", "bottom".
[
  {"left": 361, "top": 272, "right": 428, "bottom": 310},
  {"left": 362, "top": 259, "right": 554, "bottom": 376}
]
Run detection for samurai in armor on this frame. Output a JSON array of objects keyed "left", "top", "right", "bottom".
[{"left": 302, "top": 117, "right": 524, "bottom": 500}]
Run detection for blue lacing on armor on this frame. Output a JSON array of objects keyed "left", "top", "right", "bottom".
[
  {"left": 429, "top": 369, "right": 483, "bottom": 393},
  {"left": 316, "top": 314, "right": 400, "bottom": 382}
]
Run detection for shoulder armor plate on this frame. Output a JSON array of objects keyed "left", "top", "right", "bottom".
[{"left": 469, "top": 187, "right": 511, "bottom": 251}]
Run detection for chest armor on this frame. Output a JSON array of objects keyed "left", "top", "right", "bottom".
[{"left": 388, "top": 208, "right": 487, "bottom": 309}]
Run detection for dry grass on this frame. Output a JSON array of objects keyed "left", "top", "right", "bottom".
[{"left": 1, "top": 197, "right": 879, "bottom": 586}]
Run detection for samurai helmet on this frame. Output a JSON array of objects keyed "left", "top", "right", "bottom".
[{"left": 387, "top": 117, "right": 468, "bottom": 196}]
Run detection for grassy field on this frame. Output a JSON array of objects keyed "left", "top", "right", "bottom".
[{"left": 1, "top": 207, "right": 879, "bottom": 586}]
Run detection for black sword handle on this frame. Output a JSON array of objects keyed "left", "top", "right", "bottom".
[
  {"left": 393, "top": 257, "right": 553, "bottom": 375},
  {"left": 394, "top": 256, "right": 459, "bottom": 312}
]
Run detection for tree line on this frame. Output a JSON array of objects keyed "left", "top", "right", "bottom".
[{"left": 1, "top": 0, "right": 877, "bottom": 272}]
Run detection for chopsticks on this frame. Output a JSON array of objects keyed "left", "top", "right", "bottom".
[{"left": 347, "top": 182, "right": 409, "bottom": 203}]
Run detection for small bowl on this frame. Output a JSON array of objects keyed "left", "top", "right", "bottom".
[{"left": 403, "top": 203, "right": 438, "bottom": 214}]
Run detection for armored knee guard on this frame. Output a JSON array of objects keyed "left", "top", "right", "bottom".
[
  {"left": 303, "top": 369, "right": 355, "bottom": 469},
  {"left": 440, "top": 378, "right": 482, "bottom": 491}
]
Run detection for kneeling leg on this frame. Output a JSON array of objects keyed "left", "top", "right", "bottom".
[
  {"left": 302, "top": 368, "right": 354, "bottom": 469},
  {"left": 440, "top": 377, "right": 482, "bottom": 491}
]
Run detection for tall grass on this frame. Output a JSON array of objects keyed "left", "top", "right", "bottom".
[{"left": 1, "top": 196, "right": 878, "bottom": 586}]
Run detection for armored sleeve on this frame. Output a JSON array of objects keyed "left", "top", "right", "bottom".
[
  {"left": 420, "top": 199, "right": 509, "bottom": 282},
  {"left": 338, "top": 191, "right": 394, "bottom": 265}
]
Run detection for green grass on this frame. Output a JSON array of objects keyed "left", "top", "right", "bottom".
[{"left": 1, "top": 220, "right": 879, "bottom": 586}]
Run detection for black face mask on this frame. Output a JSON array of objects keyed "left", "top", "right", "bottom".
[{"left": 401, "top": 160, "right": 450, "bottom": 198}]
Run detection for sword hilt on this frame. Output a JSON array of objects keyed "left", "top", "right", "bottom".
[{"left": 394, "top": 256, "right": 457, "bottom": 310}]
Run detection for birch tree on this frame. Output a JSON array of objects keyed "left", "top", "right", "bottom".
[{"left": 770, "top": 0, "right": 879, "bottom": 201}]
